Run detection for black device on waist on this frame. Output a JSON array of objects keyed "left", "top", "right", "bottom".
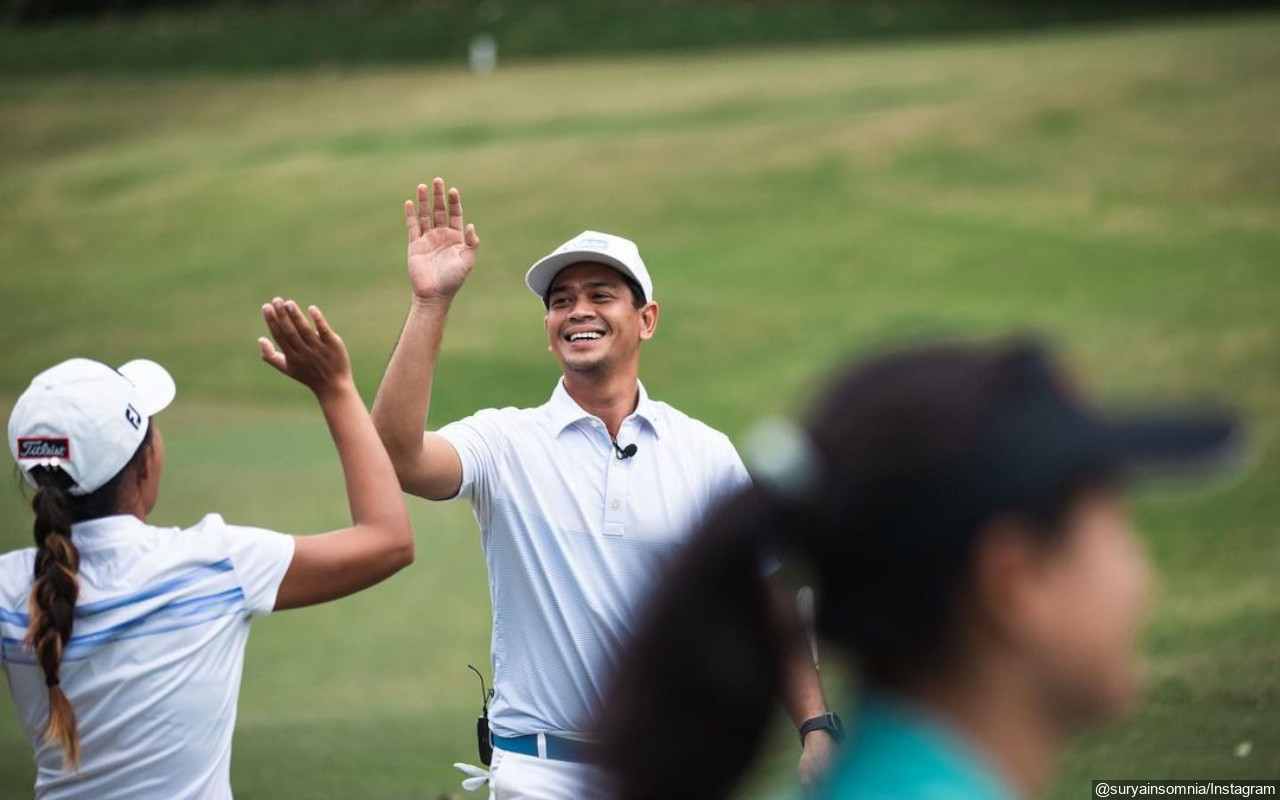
[{"left": 468, "top": 664, "right": 494, "bottom": 766}]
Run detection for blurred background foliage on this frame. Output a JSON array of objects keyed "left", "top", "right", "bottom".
[{"left": 2, "top": 0, "right": 1274, "bottom": 74}]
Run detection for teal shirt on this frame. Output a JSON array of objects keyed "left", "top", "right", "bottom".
[{"left": 813, "top": 693, "right": 1017, "bottom": 800}]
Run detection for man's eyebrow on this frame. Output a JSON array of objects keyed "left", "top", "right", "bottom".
[{"left": 549, "top": 280, "right": 621, "bottom": 295}]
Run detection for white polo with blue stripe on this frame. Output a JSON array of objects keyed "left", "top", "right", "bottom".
[
  {"left": 0, "top": 512, "right": 294, "bottom": 799},
  {"left": 437, "top": 378, "right": 750, "bottom": 740}
]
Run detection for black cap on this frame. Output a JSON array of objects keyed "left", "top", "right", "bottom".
[{"left": 909, "top": 346, "right": 1243, "bottom": 536}]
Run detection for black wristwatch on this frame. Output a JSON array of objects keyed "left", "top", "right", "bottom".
[{"left": 799, "top": 711, "right": 845, "bottom": 746}]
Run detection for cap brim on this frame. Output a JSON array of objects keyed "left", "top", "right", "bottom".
[
  {"left": 525, "top": 251, "right": 646, "bottom": 301},
  {"left": 1102, "top": 409, "right": 1243, "bottom": 477},
  {"left": 118, "top": 359, "right": 176, "bottom": 417}
]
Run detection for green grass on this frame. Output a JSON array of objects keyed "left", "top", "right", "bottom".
[{"left": 2, "top": 13, "right": 1279, "bottom": 798}]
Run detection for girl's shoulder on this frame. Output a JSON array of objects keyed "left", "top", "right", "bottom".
[{"left": 0, "top": 546, "right": 37, "bottom": 606}]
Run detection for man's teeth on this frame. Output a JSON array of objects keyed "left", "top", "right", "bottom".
[{"left": 569, "top": 332, "right": 603, "bottom": 341}]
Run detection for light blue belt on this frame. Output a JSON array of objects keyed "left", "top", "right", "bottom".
[{"left": 491, "top": 733, "right": 598, "bottom": 764}]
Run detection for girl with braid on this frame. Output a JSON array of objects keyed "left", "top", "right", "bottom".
[
  {"left": 600, "top": 340, "right": 1241, "bottom": 800},
  {"left": 2, "top": 298, "right": 414, "bottom": 799}
]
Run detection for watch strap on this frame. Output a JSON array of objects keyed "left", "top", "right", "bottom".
[{"left": 799, "top": 711, "right": 845, "bottom": 746}]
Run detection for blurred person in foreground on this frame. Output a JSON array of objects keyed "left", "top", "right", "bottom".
[{"left": 599, "top": 340, "right": 1242, "bottom": 800}]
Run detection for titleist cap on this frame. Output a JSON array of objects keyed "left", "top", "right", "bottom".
[{"left": 9, "top": 358, "right": 175, "bottom": 495}]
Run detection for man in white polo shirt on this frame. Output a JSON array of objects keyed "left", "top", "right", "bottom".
[{"left": 372, "top": 179, "right": 838, "bottom": 798}]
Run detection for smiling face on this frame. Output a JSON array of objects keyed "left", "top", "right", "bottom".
[{"left": 544, "top": 262, "right": 659, "bottom": 378}]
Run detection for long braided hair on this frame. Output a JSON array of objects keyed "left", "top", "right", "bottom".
[{"left": 22, "top": 426, "right": 152, "bottom": 770}]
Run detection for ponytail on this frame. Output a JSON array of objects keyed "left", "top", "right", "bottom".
[
  {"left": 19, "top": 425, "right": 152, "bottom": 771},
  {"left": 599, "top": 487, "right": 793, "bottom": 800},
  {"left": 25, "top": 469, "right": 82, "bottom": 769}
]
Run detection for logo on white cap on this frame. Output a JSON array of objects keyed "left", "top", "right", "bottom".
[{"left": 18, "top": 438, "right": 71, "bottom": 460}]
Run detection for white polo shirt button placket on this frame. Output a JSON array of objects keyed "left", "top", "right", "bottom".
[{"left": 602, "top": 419, "right": 633, "bottom": 538}]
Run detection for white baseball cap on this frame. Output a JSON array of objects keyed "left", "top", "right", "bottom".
[
  {"left": 524, "top": 230, "right": 655, "bottom": 305},
  {"left": 8, "top": 358, "right": 176, "bottom": 496}
]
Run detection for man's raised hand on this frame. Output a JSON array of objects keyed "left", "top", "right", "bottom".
[{"left": 404, "top": 177, "right": 480, "bottom": 303}]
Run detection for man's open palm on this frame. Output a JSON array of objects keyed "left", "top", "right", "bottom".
[{"left": 404, "top": 177, "right": 480, "bottom": 301}]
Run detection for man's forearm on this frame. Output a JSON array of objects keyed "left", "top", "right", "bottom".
[
  {"left": 769, "top": 580, "right": 829, "bottom": 726},
  {"left": 782, "top": 629, "right": 828, "bottom": 726},
  {"left": 771, "top": 581, "right": 839, "bottom": 788},
  {"left": 371, "top": 295, "right": 452, "bottom": 461}
]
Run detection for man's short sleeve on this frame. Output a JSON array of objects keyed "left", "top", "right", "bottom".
[
  {"left": 713, "top": 433, "right": 753, "bottom": 499},
  {"left": 209, "top": 516, "right": 296, "bottom": 616},
  {"left": 436, "top": 409, "right": 506, "bottom": 505}
]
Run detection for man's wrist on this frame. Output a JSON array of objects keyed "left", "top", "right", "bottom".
[
  {"left": 802, "top": 727, "right": 836, "bottom": 747},
  {"left": 410, "top": 293, "right": 455, "bottom": 312}
]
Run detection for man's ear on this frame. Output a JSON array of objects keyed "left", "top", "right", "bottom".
[{"left": 639, "top": 301, "right": 660, "bottom": 341}]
